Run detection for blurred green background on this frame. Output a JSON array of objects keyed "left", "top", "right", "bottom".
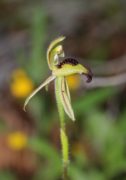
[{"left": 0, "top": 0, "right": 126, "bottom": 180}]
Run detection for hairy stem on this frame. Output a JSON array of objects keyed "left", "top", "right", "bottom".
[{"left": 55, "top": 77, "right": 69, "bottom": 179}]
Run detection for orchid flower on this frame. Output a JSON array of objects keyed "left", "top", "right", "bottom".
[
  {"left": 24, "top": 36, "right": 92, "bottom": 121},
  {"left": 24, "top": 36, "right": 92, "bottom": 178}
]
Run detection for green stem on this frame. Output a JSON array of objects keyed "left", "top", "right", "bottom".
[{"left": 55, "top": 77, "right": 69, "bottom": 179}]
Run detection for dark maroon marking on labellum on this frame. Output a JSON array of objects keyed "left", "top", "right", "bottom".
[
  {"left": 57, "top": 57, "right": 79, "bottom": 68},
  {"left": 82, "top": 70, "right": 93, "bottom": 83}
]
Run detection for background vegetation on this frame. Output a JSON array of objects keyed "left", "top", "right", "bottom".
[{"left": 0, "top": 0, "right": 126, "bottom": 179}]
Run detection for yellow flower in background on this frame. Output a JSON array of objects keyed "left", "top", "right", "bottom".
[
  {"left": 7, "top": 131, "right": 28, "bottom": 151},
  {"left": 66, "top": 74, "right": 80, "bottom": 90},
  {"left": 10, "top": 69, "right": 34, "bottom": 98}
]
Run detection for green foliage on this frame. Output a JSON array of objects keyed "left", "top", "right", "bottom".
[
  {"left": 74, "top": 87, "right": 118, "bottom": 114},
  {"left": 27, "top": 8, "right": 47, "bottom": 82},
  {"left": 0, "top": 171, "right": 16, "bottom": 180},
  {"left": 21, "top": 8, "right": 126, "bottom": 180},
  {"left": 29, "top": 137, "right": 62, "bottom": 180},
  {"left": 4, "top": 5, "right": 126, "bottom": 180}
]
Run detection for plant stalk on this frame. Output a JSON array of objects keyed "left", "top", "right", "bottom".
[{"left": 55, "top": 77, "right": 69, "bottom": 179}]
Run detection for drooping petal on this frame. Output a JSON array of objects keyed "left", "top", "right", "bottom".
[
  {"left": 60, "top": 77, "right": 75, "bottom": 121},
  {"left": 23, "top": 75, "right": 56, "bottom": 111},
  {"left": 64, "top": 78, "right": 71, "bottom": 102}
]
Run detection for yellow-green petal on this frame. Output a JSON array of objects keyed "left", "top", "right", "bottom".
[
  {"left": 60, "top": 77, "right": 75, "bottom": 121},
  {"left": 23, "top": 75, "right": 55, "bottom": 111}
]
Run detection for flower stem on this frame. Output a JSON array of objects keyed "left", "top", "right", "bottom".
[{"left": 55, "top": 77, "right": 69, "bottom": 179}]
